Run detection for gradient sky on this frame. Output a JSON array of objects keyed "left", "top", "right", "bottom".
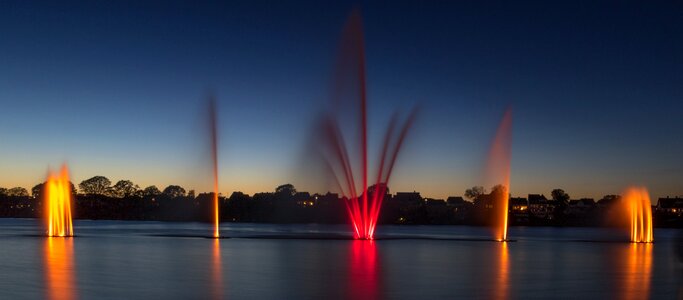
[{"left": 1, "top": 1, "right": 682, "bottom": 201}]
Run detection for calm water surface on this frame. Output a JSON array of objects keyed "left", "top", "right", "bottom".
[{"left": 0, "top": 219, "right": 681, "bottom": 299}]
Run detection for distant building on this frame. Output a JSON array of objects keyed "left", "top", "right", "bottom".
[
  {"left": 394, "top": 192, "right": 422, "bottom": 205},
  {"left": 657, "top": 197, "right": 683, "bottom": 216},
  {"left": 446, "top": 196, "right": 466, "bottom": 206},
  {"left": 567, "top": 198, "right": 595, "bottom": 215},
  {"left": 528, "top": 194, "right": 552, "bottom": 219},
  {"left": 509, "top": 197, "right": 529, "bottom": 223}
]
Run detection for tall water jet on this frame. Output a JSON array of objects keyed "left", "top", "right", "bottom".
[
  {"left": 208, "top": 96, "right": 220, "bottom": 238},
  {"left": 622, "top": 187, "right": 654, "bottom": 243},
  {"left": 485, "top": 108, "right": 512, "bottom": 241},
  {"left": 318, "top": 10, "right": 417, "bottom": 240},
  {"left": 46, "top": 165, "right": 74, "bottom": 237}
]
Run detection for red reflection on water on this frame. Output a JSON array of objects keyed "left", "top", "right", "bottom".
[
  {"left": 493, "top": 242, "right": 510, "bottom": 300},
  {"left": 349, "top": 240, "right": 379, "bottom": 300},
  {"left": 210, "top": 239, "right": 224, "bottom": 300},
  {"left": 44, "top": 237, "right": 76, "bottom": 300},
  {"left": 620, "top": 243, "right": 652, "bottom": 300}
]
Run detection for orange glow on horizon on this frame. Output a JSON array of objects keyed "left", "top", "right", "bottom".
[
  {"left": 46, "top": 165, "right": 74, "bottom": 237},
  {"left": 44, "top": 237, "right": 76, "bottom": 300},
  {"left": 622, "top": 187, "right": 654, "bottom": 243}
]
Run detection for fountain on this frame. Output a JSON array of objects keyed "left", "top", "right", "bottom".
[
  {"left": 46, "top": 165, "right": 74, "bottom": 237},
  {"left": 208, "top": 97, "right": 221, "bottom": 238},
  {"left": 318, "top": 10, "right": 417, "bottom": 240},
  {"left": 622, "top": 187, "right": 654, "bottom": 243},
  {"left": 485, "top": 108, "right": 512, "bottom": 241}
]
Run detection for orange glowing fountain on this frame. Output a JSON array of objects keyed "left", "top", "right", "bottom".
[
  {"left": 485, "top": 108, "right": 512, "bottom": 241},
  {"left": 46, "top": 165, "right": 74, "bottom": 237},
  {"left": 209, "top": 97, "right": 220, "bottom": 238},
  {"left": 622, "top": 187, "right": 654, "bottom": 243}
]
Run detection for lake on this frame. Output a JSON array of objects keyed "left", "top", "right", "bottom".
[{"left": 0, "top": 219, "right": 681, "bottom": 299}]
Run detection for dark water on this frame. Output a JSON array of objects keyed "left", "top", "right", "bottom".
[{"left": 0, "top": 219, "right": 681, "bottom": 299}]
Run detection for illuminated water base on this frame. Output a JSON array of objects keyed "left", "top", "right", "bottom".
[
  {"left": 46, "top": 165, "right": 74, "bottom": 237},
  {"left": 487, "top": 108, "right": 512, "bottom": 242},
  {"left": 622, "top": 187, "right": 654, "bottom": 243},
  {"left": 209, "top": 98, "right": 220, "bottom": 238},
  {"left": 322, "top": 11, "right": 416, "bottom": 240}
]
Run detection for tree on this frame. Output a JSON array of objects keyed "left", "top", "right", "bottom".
[
  {"left": 143, "top": 185, "right": 161, "bottom": 197},
  {"left": 551, "top": 189, "right": 570, "bottom": 204},
  {"left": 490, "top": 184, "right": 508, "bottom": 196},
  {"left": 32, "top": 183, "right": 45, "bottom": 199},
  {"left": 79, "top": 176, "right": 112, "bottom": 195},
  {"left": 162, "top": 185, "right": 186, "bottom": 198},
  {"left": 464, "top": 186, "right": 486, "bottom": 200},
  {"left": 275, "top": 184, "right": 297, "bottom": 196},
  {"left": 0, "top": 187, "right": 8, "bottom": 196},
  {"left": 111, "top": 180, "right": 139, "bottom": 198},
  {"left": 7, "top": 187, "right": 29, "bottom": 197},
  {"left": 32, "top": 182, "right": 77, "bottom": 199}
]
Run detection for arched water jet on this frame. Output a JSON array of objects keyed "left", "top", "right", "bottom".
[{"left": 318, "top": 10, "right": 417, "bottom": 240}]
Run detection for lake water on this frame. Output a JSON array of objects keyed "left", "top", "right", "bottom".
[{"left": 0, "top": 219, "right": 681, "bottom": 299}]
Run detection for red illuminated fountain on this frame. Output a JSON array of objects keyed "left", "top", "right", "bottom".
[
  {"left": 621, "top": 187, "right": 654, "bottom": 243},
  {"left": 319, "top": 11, "right": 417, "bottom": 240},
  {"left": 485, "top": 108, "right": 512, "bottom": 242}
]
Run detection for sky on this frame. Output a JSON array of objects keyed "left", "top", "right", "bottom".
[{"left": 1, "top": 1, "right": 682, "bottom": 201}]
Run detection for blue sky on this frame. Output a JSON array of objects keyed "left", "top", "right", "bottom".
[{"left": 1, "top": 1, "right": 682, "bottom": 200}]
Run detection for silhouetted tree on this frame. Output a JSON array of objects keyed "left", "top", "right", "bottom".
[
  {"left": 551, "top": 189, "right": 570, "bottom": 204},
  {"left": 275, "top": 184, "right": 296, "bottom": 196},
  {"left": 79, "top": 176, "right": 112, "bottom": 195},
  {"left": 0, "top": 188, "right": 7, "bottom": 196},
  {"left": 162, "top": 185, "right": 186, "bottom": 198},
  {"left": 464, "top": 186, "right": 486, "bottom": 200},
  {"left": 33, "top": 182, "right": 77, "bottom": 199},
  {"left": 111, "top": 180, "right": 139, "bottom": 198},
  {"left": 187, "top": 190, "right": 196, "bottom": 199},
  {"left": 32, "top": 183, "right": 44, "bottom": 198},
  {"left": 143, "top": 185, "right": 161, "bottom": 197},
  {"left": 7, "top": 187, "right": 29, "bottom": 197}
]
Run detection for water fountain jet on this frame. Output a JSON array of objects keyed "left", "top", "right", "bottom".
[
  {"left": 485, "top": 108, "right": 512, "bottom": 242},
  {"left": 318, "top": 11, "right": 417, "bottom": 240},
  {"left": 621, "top": 187, "right": 654, "bottom": 243},
  {"left": 46, "top": 164, "right": 74, "bottom": 237}
]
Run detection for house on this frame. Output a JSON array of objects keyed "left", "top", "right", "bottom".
[
  {"left": 528, "top": 194, "right": 552, "bottom": 219},
  {"left": 656, "top": 197, "right": 683, "bottom": 216}
]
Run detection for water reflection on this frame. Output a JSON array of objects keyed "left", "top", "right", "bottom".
[
  {"left": 210, "top": 239, "right": 224, "bottom": 300},
  {"left": 620, "top": 243, "right": 652, "bottom": 300},
  {"left": 44, "top": 237, "right": 76, "bottom": 300},
  {"left": 493, "top": 242, "right": 509, "bottom": 300},
  {"left": 349, "top": 240, "right": 379, "bottom": 300}
]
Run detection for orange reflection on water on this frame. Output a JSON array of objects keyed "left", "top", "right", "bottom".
[
  {"left": 44, "top": 237, "right": 76, "bottom": 300},
  {"left": 210, "top": 239, "right": 224, "bottom": 300},
  {"left": 349, "top": 240, "right": 378, "bottom": 300},
  {"left": 492, "top": 242, "right": 510, "bottom": 300},
  {"left": 620, "top": 243, "right": 653, "bottom": 300}
]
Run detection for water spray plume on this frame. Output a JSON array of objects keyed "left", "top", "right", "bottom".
[
  {"left": 320, "top": 10, "right": 417, "bottom": 240},
  {"left": 486, "top": 108, "right": 512, "bottom": 242},
  {"left": 209, "top": 96, "right": 220, "bottom": 238},
  {"left": 622, "top": 187, "right": 654, "bottom": 243},
  {"left": 46, "top": 165, "right": 74, "bottom": 237}
]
